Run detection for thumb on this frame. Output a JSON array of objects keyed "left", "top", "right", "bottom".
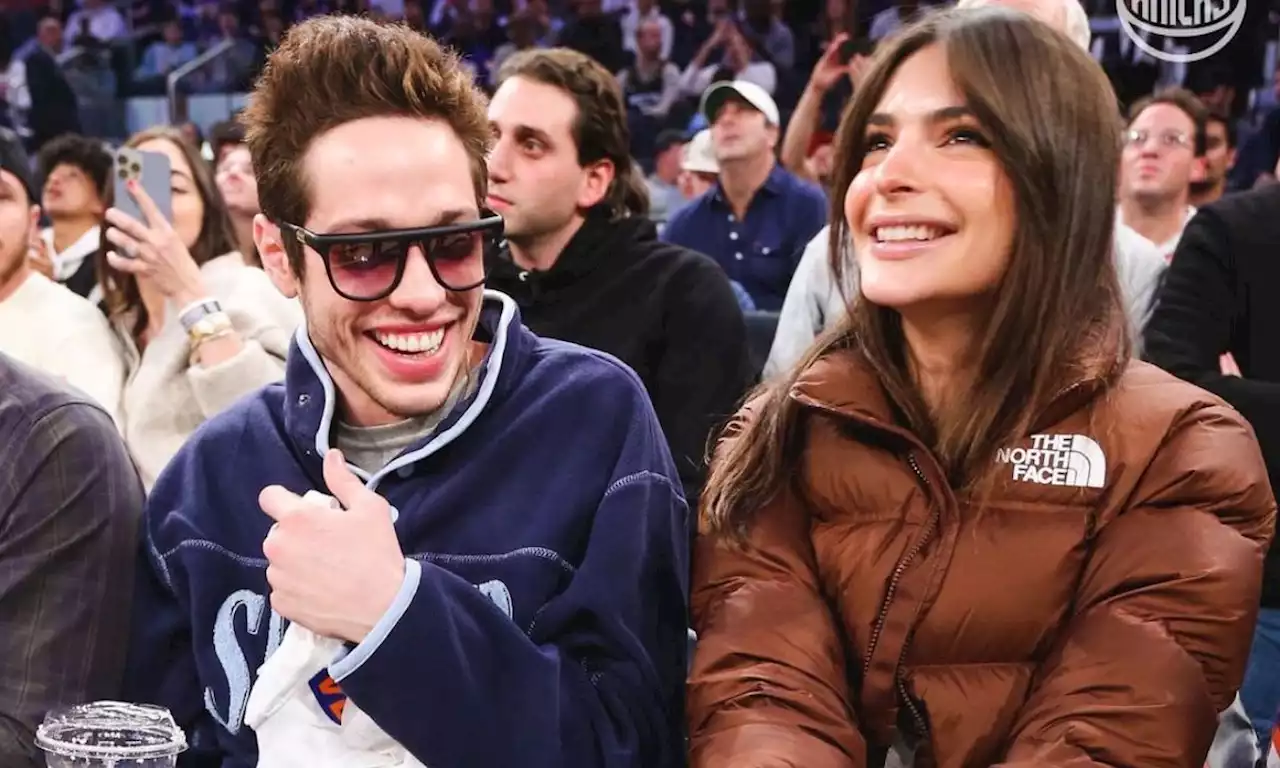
[{"left": 322, "top": 449, "right": 378, "bottom": 511}]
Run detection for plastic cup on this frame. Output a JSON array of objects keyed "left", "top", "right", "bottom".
[{"left": 36, "top": 701, "right": 187, "bottom": 767}]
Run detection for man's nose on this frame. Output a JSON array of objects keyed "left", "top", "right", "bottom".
[
  {"left": 487, "top": 139, "right": 512, "bottom": 183},
  {"left": 1137, "top": 139, "right": 1164, "bottom": 157},
  {"left": 387, "top": 245, "right": 448, "bottom": 313}
]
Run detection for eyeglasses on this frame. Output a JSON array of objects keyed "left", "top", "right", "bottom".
[
  {"left": 1124, "top": 128, "right": 1192, "bottom": 150},
  {"left": 279, "top": 214, "right": 504, "bottom": 302}
]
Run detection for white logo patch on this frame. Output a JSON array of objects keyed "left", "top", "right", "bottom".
[{"left": 996, "top": 434, "right": 1106, "bottom": 488}]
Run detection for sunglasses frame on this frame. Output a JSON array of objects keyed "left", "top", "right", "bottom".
[{"left": 279, "top": 213, "right": 504, "bottom": 302}]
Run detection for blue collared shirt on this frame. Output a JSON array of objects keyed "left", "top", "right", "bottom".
[{"left": 661, "top": 164, "right": 827, "bottom": 311}]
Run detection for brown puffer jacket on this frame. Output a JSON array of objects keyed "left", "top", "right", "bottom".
[{"left": 687, "top": 349, "right": 1276, "bottom": 768}]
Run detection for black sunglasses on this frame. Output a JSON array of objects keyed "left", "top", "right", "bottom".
[{"left": 279, "top": 213, "right": 504, "bottom": 302}]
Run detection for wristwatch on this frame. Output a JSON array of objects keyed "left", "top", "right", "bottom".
[{"left": 179, "top": 298, "right": 224, "bottom": 333}]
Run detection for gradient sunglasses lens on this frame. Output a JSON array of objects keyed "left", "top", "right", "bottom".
[
  {"left": 326, "top": 239, "right": 407, "bottom": 299},
  {"left": 424, "top": 230, "right": 485, "bottom": 290}
]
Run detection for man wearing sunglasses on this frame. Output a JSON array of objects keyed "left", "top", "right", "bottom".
[{"left": 123, "top": 17, "right": 690, "bottom": 768}]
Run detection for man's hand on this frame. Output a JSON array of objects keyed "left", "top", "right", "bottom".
[{"left": 260, "top": 450, "right": 407, "bottom": 644}]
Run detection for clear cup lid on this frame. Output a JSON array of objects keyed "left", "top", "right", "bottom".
[{"left": 36, "top": 701, "right": 188, "bottom": 759}]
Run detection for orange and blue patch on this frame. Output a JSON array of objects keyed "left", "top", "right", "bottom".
[{"left": 308, "top": 670, "right": 347, "bottom": 725}]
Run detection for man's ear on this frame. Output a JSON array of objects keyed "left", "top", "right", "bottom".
[
  {"left": 577, "top": 158, "right": 616, "bottom": 210},
  {"left": 1190, "top": 155, "right": 1208, "bottom": 185},
  {"left": 254, "top": 214, "right": 300, "bottom": 299}
]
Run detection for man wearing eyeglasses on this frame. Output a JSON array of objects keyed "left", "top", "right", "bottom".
[
  {"left": 123, "top": 16, "right": 690, "bottom": 768},
  {"left": 1115, "top": 87, "right": 1208, "bottom": 353}
]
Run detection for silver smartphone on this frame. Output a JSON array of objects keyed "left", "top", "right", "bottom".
[{"left": 113, "top": 146, "right": 173, "bottom": 227}]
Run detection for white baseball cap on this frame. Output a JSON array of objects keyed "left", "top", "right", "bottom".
[
  {"left": 700, "top": 80, "right": 781, "bottom": 127},
  {"left": 681, "top": 130, "right": 719, "bottom": 174}
]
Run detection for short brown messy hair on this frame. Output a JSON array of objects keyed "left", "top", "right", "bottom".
[{"left": 240, "top": 16, "right": 491, "bottom": 231}]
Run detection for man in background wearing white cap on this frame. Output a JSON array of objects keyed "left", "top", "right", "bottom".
[
  {"left": 677, "top": 128, "right": 719, "bottom": 202},
  {"left": 662, "top": 80, "right": 827, "bottom": 312}
]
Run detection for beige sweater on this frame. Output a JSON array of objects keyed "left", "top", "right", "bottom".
[
  {"left": 114, "top": 253, "right": 303, "bottom": 489},
  {"left": 0, "top": 272, "right": 124, "bottom": 425}
]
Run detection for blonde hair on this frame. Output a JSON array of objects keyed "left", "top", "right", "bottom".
[{"left": 954, "top": 0, "right": 1092, "bottom": 50}]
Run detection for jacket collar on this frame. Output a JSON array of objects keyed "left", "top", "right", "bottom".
[
  {"left": 488, "top": 212, "right": 656, "bottom": 298},
  {"left": 789, "top": 316, "right": 1125, "bottom": 442},
  {"left": 282, "top": 289, "right": 526, "bottom": 489}
]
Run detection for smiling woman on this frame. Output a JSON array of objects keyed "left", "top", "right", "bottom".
[{"left": 688, "top": 7, "right": 1274, "bottom": 768}]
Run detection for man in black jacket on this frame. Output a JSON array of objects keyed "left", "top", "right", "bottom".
[
  {"left": 20, "top": 17, "right": 79, "bottom": 152},
  {"left": 485, "top": 47, "right": 754, "bottom": 512},
  {"left": 1143, "top": 184, "right": 1280, "bottom": 747}
]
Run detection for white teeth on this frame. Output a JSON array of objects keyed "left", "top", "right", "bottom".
[
  {"left": 373, "top": 328, "right": 445, "bottom": 354},
  {"left": 875, "top": 224, "right": 945, "bottom": 243}
]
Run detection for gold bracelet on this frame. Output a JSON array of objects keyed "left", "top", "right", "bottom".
[
  {"left": 187, "top": 311, "right": 233, "bottom": 347},
  {"left": 188, "top": 328, "right": 236, "bottom": 367},
  {"left": 187, "top": 312, "right": 235, "bottom": 365}
]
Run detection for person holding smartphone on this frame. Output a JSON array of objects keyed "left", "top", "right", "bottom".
[{"left": 97, "top": 126, "right": 303, "bottom": 489}]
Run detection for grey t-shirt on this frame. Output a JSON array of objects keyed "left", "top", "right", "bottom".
[{"left": 334, "top": 367, "right": 476, "bottom": 475}]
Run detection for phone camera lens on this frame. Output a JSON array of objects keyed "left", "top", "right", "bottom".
[
  {"left": 130, "top": 163, "right": 141, "bottom": 174},
  {"left": 117, "top": 168, "right": 128, "bottom": 179}
]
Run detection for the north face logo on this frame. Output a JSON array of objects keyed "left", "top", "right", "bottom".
[{"left": 996, "top": 434, "right": 1106, "bottom": 488}]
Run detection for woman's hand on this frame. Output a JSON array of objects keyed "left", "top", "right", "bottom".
[
  {"left": 104, "top": 179, "right": 208, "bottom": 306},
  {"left": 810, "top": 33, "right": 851, "bottom": 93},
  {"left": 27, "top": 238, "right": 55, "bottom": 280}
]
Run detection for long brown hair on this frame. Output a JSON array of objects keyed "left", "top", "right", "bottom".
[
  {"left": 97, "top": 126, "right": 239, "bottom": 342},
  {"left": 702, "top": 7, "right": 1130, "bottom": 539}
]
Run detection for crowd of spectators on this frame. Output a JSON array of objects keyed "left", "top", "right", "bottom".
[
  {"left": 0, "top": 0, "right": 840, "bottom": 165},
  {"left": 3, "top": 0, "right": 1280, "bottom": 764},
  {"left": 5, "top": 0, "right": 1280, "bottom": 179}
]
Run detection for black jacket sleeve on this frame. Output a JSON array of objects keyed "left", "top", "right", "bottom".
[
  {"left": 1142, "top": 204, "right": 1280, "bottom": 484},
  {"left": 654, "top": 256, "right": 755, "bottom": 514}
]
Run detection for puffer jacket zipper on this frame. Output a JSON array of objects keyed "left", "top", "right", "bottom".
[
  {"left": 797, "top": 399, "right": 945, "bottom": 745},
  {"left": 896, "top": 454, "right": 937, "bottom": 741},
  {"left": 862, "top": 453, "right": 939, "bottom": 696}
]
